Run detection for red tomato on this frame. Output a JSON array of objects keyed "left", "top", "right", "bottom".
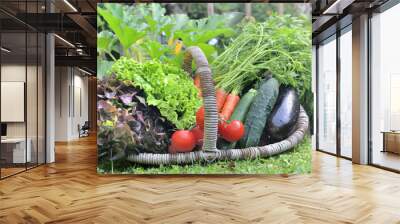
[
  {"left": 218, "top": 121, "right": 228, "bottom": 137},
  {"left": 196, "top": 106, "right": 205, "bottom": 129},
  {"left": 191, "top": 126, "right": 204, "bottom": 146},
  {"left": 169, "top": 130, "right": 196, "bottom": 153},
  {"left": 219, "top": 120, "right": 245, "bottom": 142}
]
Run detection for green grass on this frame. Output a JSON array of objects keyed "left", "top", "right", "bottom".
[{"left": 97, "top": 136, "right": 311, "bottom": 175}]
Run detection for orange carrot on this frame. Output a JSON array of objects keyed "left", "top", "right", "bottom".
[
  {"left": 216, "top": 89, "right": 228, "bottom": 112},
  {"left": 194, "top": 74, "right": 202, "bottom": 97},
  {"left": 220, "top": 93, "right": 240, "bottom": 121}
]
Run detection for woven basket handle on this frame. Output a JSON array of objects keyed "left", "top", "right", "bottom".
[{"left": 183, "top": 46, "right": 218, "bottom": 152}]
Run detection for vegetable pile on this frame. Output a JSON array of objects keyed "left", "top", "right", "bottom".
[
  {"left": 97, "top": 5, "right": 311, "bottom": 167},
  {"left": 112, "top": 57, "right": 202, "bottom": 130}
]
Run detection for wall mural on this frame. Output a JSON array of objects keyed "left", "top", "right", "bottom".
[{"left": 97, "top": 3, "right": 312, "bottom": 174}]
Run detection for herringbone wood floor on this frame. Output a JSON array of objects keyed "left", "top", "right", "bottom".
[{"left": 1, "top": 136, "right": 400, "bottom": 224}]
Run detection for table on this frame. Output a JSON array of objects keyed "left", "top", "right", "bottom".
[{"left": 382, "top": 131, "right": 400, "bottom": 155}]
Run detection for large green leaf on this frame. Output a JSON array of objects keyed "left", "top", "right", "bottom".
[
  {"left": 98, "top": 6, "right": 145, "bottom": 50},
  {"left": 97, "top": 13, "right": 104, "bottom": 29},
  {"left": 97, "top": 30, "right": 116, "bottom": 55},
  {"left": 141, "top": 40, "right": 169, "bottom": 60}
]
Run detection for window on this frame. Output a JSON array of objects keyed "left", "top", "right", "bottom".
[
  {"left": 340, "top": 27, "right": 352, "bottom": 158},
  {"left": 370, "top": 3, "right": 400, "bottom": 171},
  {"left": 317, "top": 36, "right": 337, "bottom": 154},
  {"left": 0, "top": 1, "right": 46, "bottom": 179}
]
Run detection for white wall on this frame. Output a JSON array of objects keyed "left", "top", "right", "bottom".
[
  {"left": 55, "top": 66, "right": 69, "bottom": 141},
  {"left": 54, "top": 67, "right": 89, "bottom": 141}
]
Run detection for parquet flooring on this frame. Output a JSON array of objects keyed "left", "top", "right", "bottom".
[
  {"left": 1, "top": 135, "right": 400, "bottom": 223},
  {"left": 0, "top": 167, "right": 26, "bottom": 178}
]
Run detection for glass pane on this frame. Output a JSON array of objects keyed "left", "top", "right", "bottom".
[
  {"left": 0, "top": 0, "right": 46, "bottom": 178},
  {"left": 340, "top": 29, "right": 352, "bottom": 158},
  {"left": 371, "top": 4, "right": 400, "bottom": 171},
  {"left": 318, "top": 37, "right": 337, "bottom": 154},
  {"left": 27, "top": 31, "right": 38, "bottom": 169},
  {"left": 1, "top": 31, "right": 27, "bottom": 177}
]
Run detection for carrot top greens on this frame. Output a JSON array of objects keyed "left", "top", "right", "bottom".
[{"left": 212, "top": 14, "right": 311, "bottom": 114}]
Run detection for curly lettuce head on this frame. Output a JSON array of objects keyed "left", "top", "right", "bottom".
[{"left": 112, "top": 57, "right": 201, "bottom": 129}]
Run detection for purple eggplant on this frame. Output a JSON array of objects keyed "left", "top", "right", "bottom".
[{"left": 265, "top": 86, "right": 300, "bottom": 142}]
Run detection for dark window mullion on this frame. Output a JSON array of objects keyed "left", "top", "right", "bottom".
[
  {"left": 316, "top": 45, "right": 320, "bottom": 151},
  {"left": 336, "top": 28, "right": 341, "bottom": 157},
  {"left": 367, "top": 11, "right": 373, "bottom": 165},
  {"left": 25, "top": 0, "right": 28, "bottom": 171},
  {"left": 36, "top": 0, "right": 39, "bottom": 167},
  {"left": 44, "top": 0, "right": 48, "bottom": 165}
]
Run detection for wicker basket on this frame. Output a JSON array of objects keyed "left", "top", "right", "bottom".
[{"left": 127, "top": 46, "right": 309, "bottom": 165}]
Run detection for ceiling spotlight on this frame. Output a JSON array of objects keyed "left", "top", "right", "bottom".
[
  {"left": 63, "top": 0, "right": 78, "bottom": 12},
  {"left": 54, "top": 34, "right": 75, "bottom": 48},
  {"left": 1, "top": 47, "right": 11, "bottom": 53},
  {"left": 76, "top": 48, "right": 86, "bottom": 56}
]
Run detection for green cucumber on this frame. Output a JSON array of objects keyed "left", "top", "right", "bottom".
[
  {"left": 229, "top": 89, "right": 258, "bottom": 122},
  {"left": 239, "top": 78, "right": 280, "bottom": 148}
]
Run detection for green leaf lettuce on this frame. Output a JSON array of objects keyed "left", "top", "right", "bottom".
[{"left": 112, "top": 57, "right": 201, "bottom": 130}]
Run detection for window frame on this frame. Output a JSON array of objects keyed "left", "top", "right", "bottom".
[{"left": 315, "top": 23, "right": 353, "bottom": 161}]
